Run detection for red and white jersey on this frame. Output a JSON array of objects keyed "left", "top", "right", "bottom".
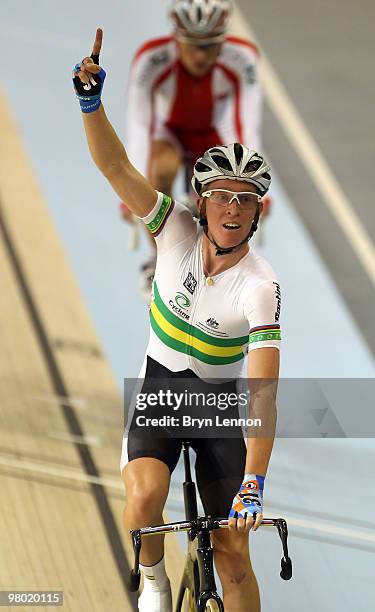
[{"left": 127, "top": 36, "right": 262, "bottom": 177}]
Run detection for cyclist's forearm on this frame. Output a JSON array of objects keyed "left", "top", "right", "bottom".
[
  {"left": 82, "top": 104, "right": 156, "bottom": 213},
  {"left": 245, "top": 388, "right": 276, "bottom": 475},
  {"left": 245, "top": 347, "right": 278, "bottom": 475},
  {"left": 82, "top": 104, "right": 128, "bottom": 178},
  {"left": 245, "top": 435, "right": 275, "bottom": 476}
]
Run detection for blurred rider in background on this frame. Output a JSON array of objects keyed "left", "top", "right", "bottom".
[{"left": 120, "top": 0, "right": 272, "bottom": 299}]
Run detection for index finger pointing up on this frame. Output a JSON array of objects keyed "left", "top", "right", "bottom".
[{"left": 92, "top": 28, "right": 103, "bottom": 57}]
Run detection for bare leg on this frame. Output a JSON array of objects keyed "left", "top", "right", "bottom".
[
  {"left": 141, "top": 139, "right": 182, "bottom": 249},
  {"left": 148, "top": 139, "right": 182, "bottom": 195},
  {"left": 212, "top": 530, "right": 261, "bottom": 612},
  {"left": 122, "top": 457, "right": 170, "bottom": 565},
  {"left": 120, "top": 139, "right": 182, "bottom": 299},
  {"left": 119, "top": 140, "right": 181, "bottom": 249}
]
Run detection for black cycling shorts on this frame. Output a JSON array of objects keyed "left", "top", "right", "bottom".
[{"left": 123, "top": 356, "right": 247, "bottom": 517}]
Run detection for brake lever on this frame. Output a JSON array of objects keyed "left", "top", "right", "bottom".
[{"left": 128, "top": 530, "right": 142, "bottom": 592}]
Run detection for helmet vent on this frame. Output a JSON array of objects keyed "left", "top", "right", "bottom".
[
  {"left": 233, "top": 143, "right": 243, "bottom": 166},
  {"left": 193, "top": 177, "right": 202, "bottom": 194},
  {"left": 212, "top": 155, "right": 232, "bottom": 171},
  {"left": 195, "top": 161, "right": 212, "bottom": 172},
  {"left": 244, "top": 159, "right": 262, "bottom": 173}
]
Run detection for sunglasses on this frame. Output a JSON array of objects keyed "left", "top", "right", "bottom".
[{"left": 201, "top": 189, "right": 262, "bottom": 209}]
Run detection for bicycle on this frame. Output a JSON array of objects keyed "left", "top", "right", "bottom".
[{"left": 129, "top": 442, "right": 292, "bottom": 611}]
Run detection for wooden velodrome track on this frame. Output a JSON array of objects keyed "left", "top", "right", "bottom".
[{"left": 0, "top": 90, "right": 182, "bottom": 611}]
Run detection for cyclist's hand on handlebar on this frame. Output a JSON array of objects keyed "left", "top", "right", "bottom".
[
  {"left": 72, "top": 28, "right": 106, "bottom": 113},
  {"left": 228, "top": 474, "right": 264, "bottom": 533}
]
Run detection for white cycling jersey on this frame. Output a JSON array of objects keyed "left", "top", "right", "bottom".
[
  {"left": 141, "top": 192, "right": 281, "bottom": 380},
  {"left": 127, "top": 35, "right": 262, "bottom": 177}
]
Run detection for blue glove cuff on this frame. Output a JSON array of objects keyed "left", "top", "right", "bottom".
[
  {"left": 73, "top": 66, "right": 106, "bottom": 114},
  {"left": 248, "top": 474, "right": 265, "bottom": 491},
  {"left": 77, "top": 95, "right": 102, "bottom": 114}
]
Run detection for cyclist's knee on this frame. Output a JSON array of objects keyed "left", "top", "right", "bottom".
[
  {"left": 150, "top": 162, "right": 179, "bottom": 193},
  {"left": 215, "top": 548, "right": 251, "bottom": 574},
  {"left": 212, "top": 532, "right": 253, "bottom": 579},
  {"left": 149, "top": 141, "right": 181, "bottom": 192},
  {"left": 123, "top": 458, "right": 170, "bottom": 514}
]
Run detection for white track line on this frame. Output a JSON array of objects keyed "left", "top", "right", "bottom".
[
  {"left": 32, "top": 394, "right": 87, "bottom": 409},
  {"left": 282, "top": 516, "right": 375, "bottom": 544},
  {"left": 0, "top": 454, "right": 374, "bottom": 545},
  {"left": 48, "top": 431, "right": 102, "bottom": 447},
  {"left": 231, "top": 4, "right": 375, "bottom": 287},
  {"left": 0, "top": 455, "right": 122, "bottom": 490}
]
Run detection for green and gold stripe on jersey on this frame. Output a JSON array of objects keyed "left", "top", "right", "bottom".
[
  {"left": 145, "top": 194, "right": 174, "bottom": 237},
  {"left": 150, "top": 283, "right": 249, "bottom": 366}
]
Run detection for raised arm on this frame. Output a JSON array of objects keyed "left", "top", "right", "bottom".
[{"left": 73, "top": 29, "right": 157, "bottom": 217}]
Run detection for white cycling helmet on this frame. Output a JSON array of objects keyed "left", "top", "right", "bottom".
[
  {"left": 192, "top": 143, "right": 271, "bottom": 197},
  {"left": 192, "top": 144, "right": 271, "bottom": 256},
  {"left": 170, "top": 0, "right": 232, "bottom": 43}
]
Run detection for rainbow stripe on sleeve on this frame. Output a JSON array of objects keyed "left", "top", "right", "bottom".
[
  {"left": 146, "top": 194, "right": 174, "bottom": 237},
  {"left": 249, "top": 324, "right": 281, "bottom": 344}
]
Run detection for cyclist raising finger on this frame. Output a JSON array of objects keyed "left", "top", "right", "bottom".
[
  {"left": 73, "top": 28, "right": 280, "bottom": 612},
  {"left": 122, "top": 0, "right": 272, "bottom": 300}
]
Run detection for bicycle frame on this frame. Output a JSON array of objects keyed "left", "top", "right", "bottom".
[
  {"left": 176, "top": 440, "right": 223, "bottom": 611},
  {"left": 176, "top": 519, "right": 224, "bottom": 611},
  {"left": 129, "top": 442, "right": 292, "bottom": 610}
]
